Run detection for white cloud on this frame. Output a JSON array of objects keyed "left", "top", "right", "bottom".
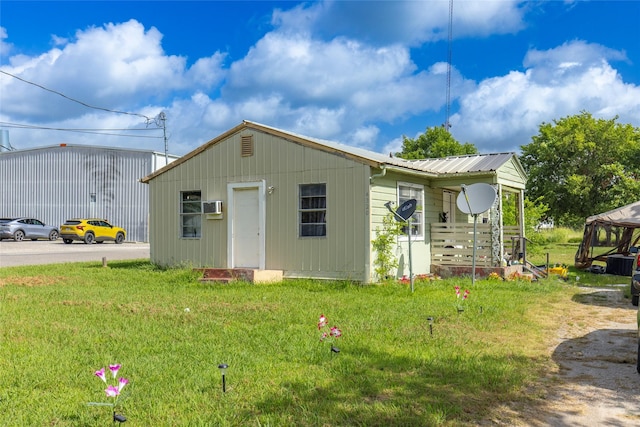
[
  {"left": 451, "top": 41, "right": 640, "bottom": 152},
  {"left": 0, "top": 27, "right": 12, "bottom": 57},
  {"left": 223, "top": 30, "right": 476, "bottom": 143},
  {"left": 1, "top": 4, "right": 638, "bottom": 159},
  {"left": 273, "top": 0, "right": 527, "bottom": 45},
  {"left": 345, "top": 125, "right": 380, "bottom": 150},
  {"left": 0, "top": 20, "right": 226, "bottom": 122},
  {"left": 227, "top": 32, "right": 415, "bottom": 105},
  {"left": 382, "top": 136, "right": 404, "bottom": 157}
]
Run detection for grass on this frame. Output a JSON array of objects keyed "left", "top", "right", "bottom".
[
  {"left": 527, "top": 228, "right": 634, "bottom": 289},
  {"left": 0, "top": 250, "right": 634, "bottom": 426}
]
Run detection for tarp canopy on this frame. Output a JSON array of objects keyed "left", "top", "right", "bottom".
[
  {"left": 586, "top": 200, "right": 640, "bottom": 227},
  {"left": 576, "top": 200, "right": 640, "bottom": 268}
]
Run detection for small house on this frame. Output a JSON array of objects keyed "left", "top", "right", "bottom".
[{"left": 141, "top": 121, "right": 527, "bottom": 282}]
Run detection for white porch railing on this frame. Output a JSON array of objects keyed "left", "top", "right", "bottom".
[{"left": 431, "top": 223, "right": 521, "bottom": 266}]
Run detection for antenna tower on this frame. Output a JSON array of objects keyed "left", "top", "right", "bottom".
[{"left": 444, "top": 0, "right": 453, "bottom": 131}]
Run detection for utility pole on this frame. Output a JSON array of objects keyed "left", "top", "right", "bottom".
[{"left": 157, "top": 112, "right": 168, "bottom": 162}]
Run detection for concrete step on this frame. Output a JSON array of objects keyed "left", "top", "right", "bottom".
[{"left": 194, "top": 268, "right": 283, "bottom": 284}]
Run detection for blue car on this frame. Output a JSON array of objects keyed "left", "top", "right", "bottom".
[{"left": 0, "top": 217, "right": 59, "bottom": 241}]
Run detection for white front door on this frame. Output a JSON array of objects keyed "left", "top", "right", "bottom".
[{"left": 228, "top": 182, "right": 266, "bottom": 269}]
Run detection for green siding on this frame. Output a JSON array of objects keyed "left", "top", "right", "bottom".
[
  {"left": 369, "top": 171, "right": 437, "bottom": 280},
  {"left": 495, "top": 158, "right": 527, "bottom": 189}
]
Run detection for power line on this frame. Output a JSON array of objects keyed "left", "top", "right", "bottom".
[
  {"left": 0, "top": 121, "right": 163, "bottom": 139},
  {"left": 0, "top": 70, "right": 169, "bottom": 154},
  {"left": 0, "top": 70, "right": 154, "bottom": 122}
]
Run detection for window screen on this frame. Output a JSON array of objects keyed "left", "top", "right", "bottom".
[
  {"left": 180, "top": 191, "right": 202, "bottom": 238},
  {"left": 299, "top": 184, "right": 326, "bottom": 237}
]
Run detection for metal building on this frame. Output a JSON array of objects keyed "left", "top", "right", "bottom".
[{"left": 0, "top": 144, "right": 178, "bottom": 242}]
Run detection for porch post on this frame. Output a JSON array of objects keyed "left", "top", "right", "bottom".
[
  {"left": 518, "top": 189, "right": 526, "bottom": 240},
  {"left": 490, "top": 184, "right": 503, "bottom": 266}
]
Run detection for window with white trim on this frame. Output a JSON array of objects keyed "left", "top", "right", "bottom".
[
  {"left": 299, "top": 183, "right": 326, "bottom": 237},
  {"left": 180, "top": 191, "right": 202, "bottom": 238},
  {"left": 398, "top": 182, "right": 424, "bottom": 239}
]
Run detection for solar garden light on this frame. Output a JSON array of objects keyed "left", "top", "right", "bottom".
[
  {"left": 113, "top": 411, "right": 126, "bottom": 423},
  {"left": 427, "top": 316, "right": 434, "bottom": 336},
  {"left": 218, "top": 363, "right": 228, "bottom": 392}
]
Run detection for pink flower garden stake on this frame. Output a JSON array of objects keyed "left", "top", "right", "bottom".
[
  {"left": 318, "top": 314, "right": 343, "bottom": 355},
  {"left": 454, "top": 286, "right": 470, "bottom": 313},
  {"left": 88, "top": 363, "right": 129, "bottom": 423}
]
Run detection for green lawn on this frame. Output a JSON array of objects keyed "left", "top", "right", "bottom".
[{"left": 0, "top": 258, "right": 632, "bottom": 426}]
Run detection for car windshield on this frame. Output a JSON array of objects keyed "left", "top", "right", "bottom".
[{"left": 64, "top": 220, "right": 82, "bottom": 225}]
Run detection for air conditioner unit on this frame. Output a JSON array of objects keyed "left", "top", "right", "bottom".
[{"left": 202, "top": 200, "right": 223, "bottom": 214}]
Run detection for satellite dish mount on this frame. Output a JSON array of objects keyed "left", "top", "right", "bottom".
[
  {"left": 384, "top": 199, "right": 417, "bottom": 292},
  {"left": 456, "top": 184, "right": 498, "bottom": 285}
]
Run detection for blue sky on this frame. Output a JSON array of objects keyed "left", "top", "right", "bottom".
[{"left": 1, "top": 1, "right": 639, "bottom": 156}]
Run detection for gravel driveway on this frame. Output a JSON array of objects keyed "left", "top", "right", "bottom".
[
  {"left": 0, "top": 240, "right": 150, "bottom": 267},
  {"left": 490, "top": 286, "right": 640, "bottom": 426}
]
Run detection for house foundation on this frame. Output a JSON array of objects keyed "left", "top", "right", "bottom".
[
  {"left": 195, "top": 268, "right": 283, "bottom": 284},
  {"left": 431, "top": 264, "right": 523, "bottom": 280}
]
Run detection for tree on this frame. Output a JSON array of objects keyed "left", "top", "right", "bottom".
[
  {"left": 396, "top": 126, "right": 478, "bottom": 159},
  {"left": 520, "top": 112, "right": 640, "bottom": 228},
  {"left": 502, "top": 194, "right": 550, "bottom": 245}
]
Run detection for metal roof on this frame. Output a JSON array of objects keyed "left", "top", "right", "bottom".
[
  {"left": 246, "top": 121, "right": 519, "bottom": 176},
  {"left": 244, "top": 121, "right": 423, "bottom": 170},
  {"left": 0, "top": 143, "right": 178, "bottom": 158},
  {"left": 142, "top": 120, "right": 523, "bottom": 182},
  {"left": 407, "top": 152, "right": 518, "bottom": 175}
]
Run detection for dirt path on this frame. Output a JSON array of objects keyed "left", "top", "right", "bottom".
[{"left": 492, "top": 286, "right": 640, "bottom": 426}]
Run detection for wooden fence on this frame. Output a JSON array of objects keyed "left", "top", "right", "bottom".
[{"left": 431, "top": 223, "right": 522, "bottom": 266}]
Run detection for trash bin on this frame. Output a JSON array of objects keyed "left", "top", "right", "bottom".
[{"left": 605, "top": 254, "right": 635, "bottom": 276}]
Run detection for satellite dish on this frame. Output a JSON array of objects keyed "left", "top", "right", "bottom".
[
  {"left": 456, "top": 183, "right": 497, "bottom": 215},
  {"left": 395, "top": 199, "right": 417, "bottom": 221}
]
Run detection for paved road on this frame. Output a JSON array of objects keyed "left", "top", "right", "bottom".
[{"left": 0, "top": 240, "right": 150, "bottom": 267}]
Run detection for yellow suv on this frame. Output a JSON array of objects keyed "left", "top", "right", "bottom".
[{"left": 60, "top": 219, "right": 126, "bottom": 244}]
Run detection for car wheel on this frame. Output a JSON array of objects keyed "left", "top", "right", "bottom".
[
  {"left": 63, "top": 239, "right": 73, "bottom": 244},
  {"left": 49, "top": 230, "right": 59, "bottom": 241},
  {"left": 115, "top": 233, "right": 125, "bottom": 244},
  {"left": 84, "top": 233, "right": 95, "bottom": 244},
  {"left": 632, "top": 295, "right": 639, "bottom": 307},
  {"left": 14, "top": 230, "right": 25, "bottom": 241}
]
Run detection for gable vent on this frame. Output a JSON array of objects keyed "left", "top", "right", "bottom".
[{"left": 241, "top": 135, "right": 254, "bottom": 157}]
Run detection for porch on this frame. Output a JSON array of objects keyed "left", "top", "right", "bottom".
[{"left": 430, "top": 223, "right": 529, "bottom": 279}]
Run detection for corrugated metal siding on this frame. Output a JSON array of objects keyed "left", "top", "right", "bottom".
[
  {"left": 148, "top": 130, "right": 370, "bottom": 280},
  {"left": 0, "top": 146, "right": 167, "bottom": 242}
]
